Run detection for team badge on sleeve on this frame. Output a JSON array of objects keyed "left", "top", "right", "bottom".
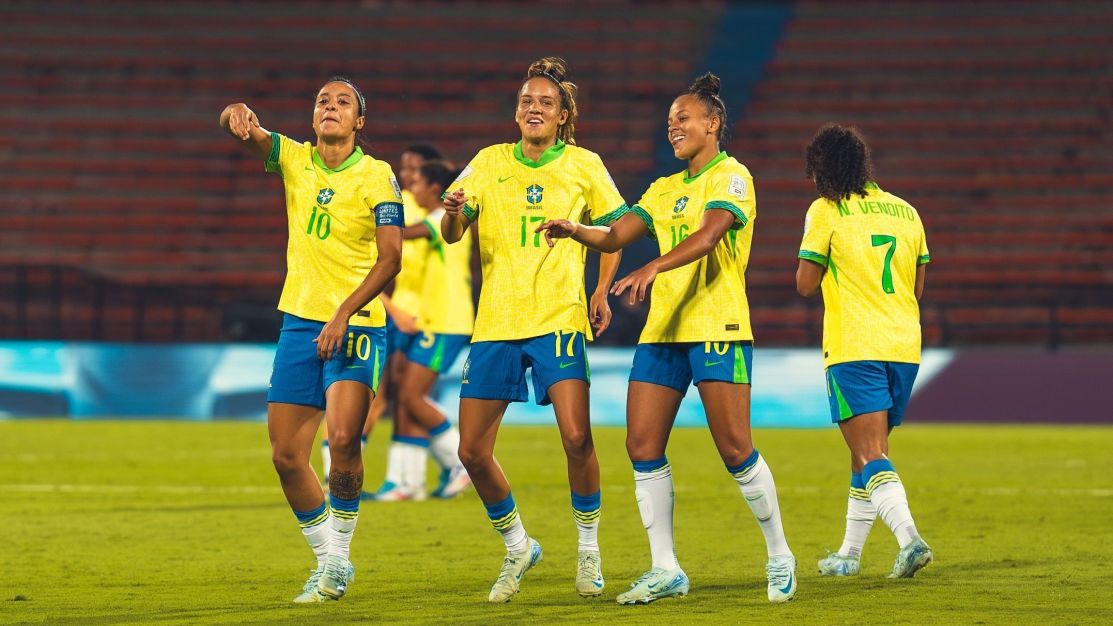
[{"left": 728, "top": 175, "right": 747, "bottom": 200}]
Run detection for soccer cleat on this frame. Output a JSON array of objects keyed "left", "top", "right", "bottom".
[
  {"left": 292, "top": 566, "right": 331, "bottom": 603},
  {"left": 487, "top": 538, "right": 543, "bottom": 603},
  {"left": 615, "top": 567, "right": 689, "bottom": 605},
  {"left": 370, "top": 480, "right": 419, "bottom": 502},
  {"left": 431, "top": 464, "right": 472, "bottom": 499},
  {"left": 766, "top": 554, "right": 797, "bottom": 603},
  {"left": 575, "top": 550, "right": 605, "bottom": 597},
  {"left": 817, "top": 552, "right": 861, "bottom": 576},
  {"left": 888, "top": 537, "right": 933, "bottom": 578},
  {"left": 317, "top": 555, "right": 356, "bottom": 599}
]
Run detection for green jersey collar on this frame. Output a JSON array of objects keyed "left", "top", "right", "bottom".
[
  {"left": 864, "top": 181, "right": 881, "bottom": 192},
  {"left": 312, "top": 145, "right": 364, "bottom": 173},
  {"left": 684, "top": 151, "right": 728, "bottom": 184},
  {"left": 514, "top": 139, "right": 566, "bottom": 168}
]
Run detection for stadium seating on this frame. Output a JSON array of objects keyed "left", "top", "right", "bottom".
[{"left": 1, "top": 0, "right": 1109, "bottom": 344}]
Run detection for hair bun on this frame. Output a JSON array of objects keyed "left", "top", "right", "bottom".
[
  {"left": 688, "top": 72, "right": 721, "bottom": 97},
  {"left": 528, "top": 56, "right": 571, "bottom": 83}
]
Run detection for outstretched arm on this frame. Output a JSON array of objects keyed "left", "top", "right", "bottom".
[
  {"left": 314, "top": 226, "right": 404, "bottom": 360},
  {"left": 611, "top": 209, "right": 735, "bottom": 305},
  {"left": 536, "top": 212, "right": 648, "bottom": 253},
  {"left": 440, "top": 189, "right": 474, "bottom": 244},
  {"left": 219, "top": 103, "right": 273, "bottom": 160}
]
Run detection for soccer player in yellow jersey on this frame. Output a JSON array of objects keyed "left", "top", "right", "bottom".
[
  {"left": 796, "top": 124, "right": 933, "bottom": 579},
  {"left": 538, "top": 74, "right": 796, "bottom": 604},
  {"left": 219, "top": 76, "right": 403, "bottom": 603},
  {"left": 441, "top": 57, "right": 624, "bottom": 603}
]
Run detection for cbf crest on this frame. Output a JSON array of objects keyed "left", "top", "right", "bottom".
[
  {"left": 317, "top": 188, "right": 335, "bottom": 205},
  {"left": 673, "top": 196, "right": 689, "bottom": 213},
  {"left": 526, "top": 184, "right": 544, "bottom": 205}
]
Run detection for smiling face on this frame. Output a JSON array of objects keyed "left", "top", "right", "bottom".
[
  {"left": 515, "top": 77, "right": 568, "bottom": 144},
  {"left": 667, "top": 94, "right": 720, "bottom": 161},
  {"left": 313, "top": 81, "right": 364, "bottom": 142}
]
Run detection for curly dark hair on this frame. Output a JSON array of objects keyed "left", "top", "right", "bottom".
[{"left": 805, "top": 124, "right": 873, "bottom": 201}]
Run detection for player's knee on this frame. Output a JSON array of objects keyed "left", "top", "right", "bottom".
[
  {"left": 326, "top": 427, "right": 362, "bottom": 459},
  {"left": 271, "top": 446, "right": 305, "bottom": 479},
  {"left": 398, "top": 386, "right": 425, "bottom": 416},
  {"left": 625, "top": 434, "right": 660, "bottom": 461},
  {"left": 561, "top": 429, "right": 593, "bottom": 459},
  {"left": 457, "top": 445, "right": 491, "bottom": 472}
]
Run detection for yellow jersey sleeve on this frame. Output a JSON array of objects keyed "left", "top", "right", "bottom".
[
  {"left": 264, "top": 132, "right": 307, "bottom": 176},
  {"left": 580, "top": 151, "right": 627, "bottom": 225},
  {"left": 799, "top": 198, "right": 835, "bottom": 267},
  {"left": 704, "top": 165, "right": 755, "bottom": 229},
  {"left": 450, "top": 152, "right": 492, "bottom": 221}
]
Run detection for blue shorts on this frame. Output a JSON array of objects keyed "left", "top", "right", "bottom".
[
  {"left": 629, "top": 341, "right": 753, "bottom": 392},
  {"left": 460, "top": 331, "right": 589, "bottom": 405},
  {"left": 826, "top": 360, "right": 919, "bottom": 427},
  {"left": 386, "top": 316, "right": 418, "bottom": 356},
  {"left": 267, "top": 314, "right": 387, "bottom": 409},
  {"left": 407, "top": 331, "right": 470, "bottom": 374}
]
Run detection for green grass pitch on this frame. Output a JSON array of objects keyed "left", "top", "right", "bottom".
[{"left": 1, "top": 420, "right": 1111, "bottom": 625}]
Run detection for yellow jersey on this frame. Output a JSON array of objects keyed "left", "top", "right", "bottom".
[
  {"left": 453, "top": 140, "right": 626, "bottom": 342},
  {"left": 627, "top": 152, "right": 756, "bottom": 343},
  {"left": 799, "top": 182, "right": 930, "bottom": 367},
  {"left": 419, "top": 207, "right": 474, "bottom": 335},
  {"left": 391, "top": 190, "right": 428, "bottom": 318}
]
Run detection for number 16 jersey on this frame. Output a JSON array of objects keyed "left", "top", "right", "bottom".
[
  {"left": 451, "top": 140, "right": 626, "bottom": 342},
  {"left": 799, "top": 182, "right": 930, "bottom": 367}
]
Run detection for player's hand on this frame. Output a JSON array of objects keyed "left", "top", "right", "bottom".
[
  {"left": 227, "top": 103, "right": 260, "bottom": 141},
  {"left": 589, "top": 289, "right": 612, "bottom": 336},
  {"left": 393, "top": 313, "right": 419, "bottom": 335},
  {"left": 443, "top": 189, "right": 467, "bottom": 216},
  {"left": 611, "top": 264, "right": 659, "bottom": 306},
  {"left": 313, "top": 315, "right": 347, "bottom": 361},
  {"left": 536, "top": 219, "right": 578, "bottom": 248}
]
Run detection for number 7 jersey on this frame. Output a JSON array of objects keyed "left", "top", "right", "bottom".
[
  {"left": 799, "top": 182, "right": 930, "bottom": 367},
  {"left": 452, "top": 141, "right": 626, "bottom": 342}
]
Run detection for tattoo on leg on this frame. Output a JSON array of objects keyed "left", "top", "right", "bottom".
[{"left": 329, "top": 470, "right": 363, "bottom": 500}]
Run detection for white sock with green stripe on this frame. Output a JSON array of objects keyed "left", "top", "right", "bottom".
[
  {"left": 862, "top": 458, "right": 918, "bottom": 549},
  {"left": 571, "top": 490, "right": 601, "bottom": 552},
  {"left": 838, "top": 472, "right": 876, "bottom": 558},
  {"left": 484, "top": 493, "right": 529, "bottom": 553},
  {"left": 727, "top": 449, "right": 792, "bottom": 557},
  {"left": 328, "top": 495, "right": 360, "bottom": 561},
  {"left": 633, "top": 457, "right": 679, "bottom": 570},
  {"left": 293, "top": 501, "right": 331, "bottom": 569}
]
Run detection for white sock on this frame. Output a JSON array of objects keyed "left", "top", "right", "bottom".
[
  {"left": 429, "top": 423, "right": 462, "bottom": 470},
  {"left": 863, "top": 459, "right": 919, "bottom": 548},
  {"left": 321, "top": 440, "right": 331, "bottom": 483},
  {"left": 730, "top": 452, "right": 792, "bottom": 557},
  {"left": 384, "top": 442, "right": 404, "bottom": 486},
  {"left": 870, "top": 482, "right": 918, "bottom": 548},
  {"left": 633, "top": 459, "right": 679, "bottom": 570},
  {"left": 295, "top": 504, "right": 331, "bottom": 569},
  {"left": 571, "top": 491, "right": 602, "bottom": 552},
  {"left": 328, "top": 496, "right": 360, "bottom": 561},
  {"left": 400, "top": 443, "right": 428, "bottom": 493},
  {"left": 485, "top": 494, "right": 530, "bottom": 553},
  {"left": 838, "top": 496, "right": 877, "bottom": 558}
]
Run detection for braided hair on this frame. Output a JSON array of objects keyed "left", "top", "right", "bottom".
[{"left": 524, "top": 56, "right": 579, "bottom": 145}]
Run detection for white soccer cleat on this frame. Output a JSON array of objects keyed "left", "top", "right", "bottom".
[
  {"left": 370, "top": 481, "right": 420, "bottom": 502},
  {"left": 317, "top": 555, "right": 355, "bottom": 599},
  {"left": 615, "top": 567, "right": 689, "bottom": 605},
  {"left": 888, "top": 536, "right": 933, "bottom": 578},
  {"left": 487, "top": 538, "right": 543, "bottom": 603},
  {"left": 818, "top": 552, "right": 861, "bottom": 576},
  {"left": 432, "top": 464, "right": 472, "bottom": 499},
  {"left": 575, "top": 550, "right": 605, "bottom": 597},
  {"left": 292, "top": 566, "right": 331, "bottom": 603},
  {"left": 766, "top": 554, "right": 797, "bottom": 603}
]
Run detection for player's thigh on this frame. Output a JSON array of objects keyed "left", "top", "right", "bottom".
[
  {"left": 267, "top": 402, "right": 323, "bottom": 459},
  {"left": 626, "top": 380, "right": 685, "bottom": 460},
  {"left": 548, "top": 378, "right": 593, "bottom": 451},
  {"left": 838, "top": 410, "right": 889, "bottom": 469},
  {"left": 458, "top": 397, "right": 511, "bottom": 460}
]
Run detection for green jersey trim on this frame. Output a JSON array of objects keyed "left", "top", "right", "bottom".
[
  {"left": 918, "top": 254, "right": 931, "bottom": 265},
  {"left": 683, "top": 151, "right": 728, "bottom": 184},
  {"left": 798, "top": 250, "right": 828, "bottom": 267},
  {"left": 513, "top": 139, "right": 566, "bottom": 168},
  {"left": 629, "top": 204, "right": 657, "bottom": 239},
  {"left": 592, "top": 204, "right": 631, "bottom": 227},
  {"left": 705, "top": 200, "right": 748, "bottom": 229},
  {"left": 264, "top": 131, "right": 282, "bottom": 173},
  {"left": 462, "top": 203, "right": 478, "bottom": 220},
  {"left": 311, "top": 145, "right": 365, "bottom": 173},
  {"left": 422, "top": 218, "right": 446, "bottom": 262}
]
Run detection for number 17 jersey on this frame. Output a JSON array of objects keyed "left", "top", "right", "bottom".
[{"left": 799, "top": 182, "right": 930, "bottom": 367}]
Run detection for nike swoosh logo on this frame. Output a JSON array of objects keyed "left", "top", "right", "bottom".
[
  {"left": 592, "top": 578, "right": 604, "bottom": 588},
  {"left": 704, "top": 361, "right": 723, "bottom": 367},
  {"left": 559, "top": 362, "right": 579, "bottom": 369},
  {"left": 498, "top": 176, "right": 513, "bottom": 183},
  {"left": 778, "top": 572, "right": 794, "bottom": 595}
]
